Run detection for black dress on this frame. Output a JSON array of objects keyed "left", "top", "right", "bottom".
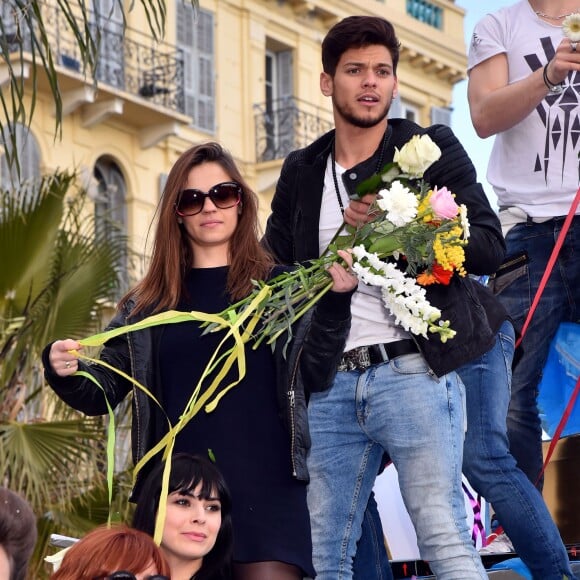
[{"left": 158, "top": 266, "right": 315, "bottom": 578}]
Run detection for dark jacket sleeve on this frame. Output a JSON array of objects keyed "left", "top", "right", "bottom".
[
  {"left": 299, "top": 288, "right": 353, "bottom": 393},
  {"left": 425, "top": 124, "right": 506, "bottom": 275},
  {"left": 42, "top": 310, "right": 133, "bottom": 416},
  {"left": 264, "top": 152, "right": 299, "bottom": 264}
]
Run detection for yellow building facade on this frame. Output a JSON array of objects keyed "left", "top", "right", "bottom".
[{"left": 1, "top": 0, "right": 467, "bottom": 283}]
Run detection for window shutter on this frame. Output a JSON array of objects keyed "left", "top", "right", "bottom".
[
  {"left": 176, "top": 4, "right": 214, "bottom": 131},
  {"left": 177, "top": 2, "right": 196, "bottom": 118},
  {"left": 159, "top": 172, "right": 168, "bottom": 199},
  {"left": 277, "top": 50, "right": 293, "bottom": 99},
  {"left": 0, "top": 123, "right": 41, "bottom": 189},
  {"left": 1, "top": 2, "right": 17, "bottom": 36},
  {"left": 431, "top": 106, "right": 452, "bottom": 126},
  {"left": 20, "top": 125, "right": 40, "bottom": 181},
  {"left": 196, "top": 10, "right": 214, "bottom": 132},
  {"left": 390, "top": 96, "right": 402, "bottom": 119}
]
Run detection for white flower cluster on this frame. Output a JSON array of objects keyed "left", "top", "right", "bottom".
[
  {"left": 351, "top": 245, "right": 443, "bottom": 338},
  {"left": 376, "top": 181, "right": 418, "bottom": 227}
]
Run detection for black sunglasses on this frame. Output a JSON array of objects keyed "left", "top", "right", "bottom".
[{"left": 175, "top": 181, "right": 242, "bottom": 216}]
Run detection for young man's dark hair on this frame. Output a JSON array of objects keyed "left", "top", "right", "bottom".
[{"left": 321, "top": 15, "right": 401, "bottom": 76}]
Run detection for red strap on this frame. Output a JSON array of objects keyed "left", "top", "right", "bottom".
[
  {"left": 516, "top": 186, "right": 580, "bottom": 349},
  {"left": 512, "top": 186, "right": 580, "bottom": 485}
]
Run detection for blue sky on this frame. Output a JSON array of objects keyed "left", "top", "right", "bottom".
[{"left": 451, "top": 0, "right": 514, "bottom": 205}]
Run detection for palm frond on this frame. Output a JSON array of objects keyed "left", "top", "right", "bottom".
[
  {"left": 0, "top": 171, "right": 128, "bottom": 411},
  {"left": 0, "top": 418, "right": 105, "bottom": 508}
]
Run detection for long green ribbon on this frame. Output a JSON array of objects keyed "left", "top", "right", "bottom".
[{"left": 69, "top": 286, "right": 272, "bottom": 542}]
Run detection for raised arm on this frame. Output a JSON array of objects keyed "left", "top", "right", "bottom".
[{"left": 469, "top": 38, "right": 580, "bottom": 139}]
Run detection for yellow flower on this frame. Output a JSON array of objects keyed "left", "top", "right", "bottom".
[
  {"left": 418, "top": 190, "right": 435, "bottom": 222},
  {"left": 563, "top": 13, "right": 580, "bottom": 42},
  {"left": 433, "top": 227, "right": 467, "bottom": 275}
]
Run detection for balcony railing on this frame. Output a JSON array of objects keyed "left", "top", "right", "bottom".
[
  {"left": 406, "top": 0, "right": 443, "bottom": 29},
  {"left": 1, "top": 2, "right": 185, "bottom": 115},
  {"left": 254, "top": 97, "right": 333, "bottom": 162}
]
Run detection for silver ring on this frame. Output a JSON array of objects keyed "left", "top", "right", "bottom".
[
  {"left": 572, "top": 41, "right": 578, "bottom": 52},
  {"left": 65, "top": 361, "right": 71, "bottom": 369}
]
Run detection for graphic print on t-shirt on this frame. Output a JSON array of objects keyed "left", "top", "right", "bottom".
[{"left": 524, "top": 37, "right": 580, "bottom": 184}]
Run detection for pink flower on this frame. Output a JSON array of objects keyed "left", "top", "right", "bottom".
[{"left": 430, "top": 186, "right": 459, "bottom": 219}]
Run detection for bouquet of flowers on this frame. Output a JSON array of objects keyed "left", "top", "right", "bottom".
[{"left": 204, "top": 133, "right": 469, "bottom": 347}]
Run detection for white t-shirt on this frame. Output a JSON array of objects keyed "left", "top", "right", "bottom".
[
  {"left": 319, "top": 154, "right": 410, "bottom": 351},
  {"left": 468, "top": 0, "right": 580, "bottom": 218}
]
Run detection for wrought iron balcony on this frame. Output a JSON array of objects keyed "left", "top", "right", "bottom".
[
  {"left": 406, "top": 0, "right": 443, "bottom": 29},
  {"left": 1, "top": 2, "right": 185, "bottom": 115},
  {"left": 254, "top": 97, "right": 333, "bottom": 162}
]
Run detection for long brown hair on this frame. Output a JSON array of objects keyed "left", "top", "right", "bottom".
[
  {"left": 121, "top": 142, "right": 274, "bottom": 315},
  {"left": 50, "top": 524, "right": 171, "bottom": 579}
]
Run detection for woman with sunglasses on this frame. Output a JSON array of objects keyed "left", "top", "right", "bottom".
[
  {"left": 43, "top": 142, "right": 357, "bottom": 579},
  {"left": 50, "top": 525, "right": 170, "bottom": 580},
  {"left": 133, "top": 453, "right": 233, "bottom": 580}
]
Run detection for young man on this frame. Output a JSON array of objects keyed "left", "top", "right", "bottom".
[
  {"left": 264, "top": 15, "right": 504, "bottom": 580},
  {"left": 468, "top": 0, "right": 580, "bottom": 491}
]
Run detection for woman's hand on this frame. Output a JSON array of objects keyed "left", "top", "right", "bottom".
[
  {"left": 327, "top": 249, "right": 358, "bottom": 293},
  {"left": 49, "top": 339, "right": 82, "bottom": 377}
]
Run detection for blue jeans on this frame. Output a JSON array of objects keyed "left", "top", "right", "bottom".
[
  {"left": 306, "top": 353, "right": 486, "bottom": 580},
  {"left": 458, "top": 320, "right": 576, "bottom": 580},
  {"left": 352, "top": 491, "right": 393, "bottom": 580},
  {"left": 496, "top": 217, "right": 580, "bottom": 486}
]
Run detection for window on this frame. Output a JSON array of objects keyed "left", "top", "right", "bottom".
[
  {"left": 0, "top": 123, "right": 41, "bottom": 190},
  {"left": 92, "top": 0, "right": 125, "bottom": 89},
  {"left": 262, "top": 47, "right": 294, "bottom": 160},
  {"left": 390, "top": 97, "right": 419, "bottom": 124},
  {"left": 406, "top": 0, "right": 443, "bottom": 29},
  {"left": 1, "top": 1, "right": 17, "bottom": 39},
  {"left": 93, "top": 158, "right": 128, "bottom": 295},
  {"left": 431, "top": 106, "right": 452, "bottom": 126},
  {"left": 176, "top": 4, "right": 215, "bottom": 132}
]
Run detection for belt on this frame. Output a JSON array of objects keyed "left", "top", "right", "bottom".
[{"left": 337, "top": 339, "right": 419, "bottom": 372}]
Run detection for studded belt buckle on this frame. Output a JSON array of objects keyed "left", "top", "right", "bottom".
[{"left": 337, "top": 346, "right": 372, "bottom": 372}]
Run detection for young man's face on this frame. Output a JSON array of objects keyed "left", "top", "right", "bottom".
[{"left": 321, "top": 44, "right": 398, "bottom": 129}]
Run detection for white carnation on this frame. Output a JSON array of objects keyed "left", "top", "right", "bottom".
[{"left": 376, "top": 181, "right": 418, "bottom": 227}]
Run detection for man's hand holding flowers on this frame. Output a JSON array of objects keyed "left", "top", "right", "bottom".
[{"left": 332, "top": 134, "right": 470, "bottom": 341}]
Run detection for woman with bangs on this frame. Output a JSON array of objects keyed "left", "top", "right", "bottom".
[
  {"left": 133, "top": 453, "right": 233, "bottom": 580},
  {"left": 43, "top": 142, "right": 358, "bottom": 579}
]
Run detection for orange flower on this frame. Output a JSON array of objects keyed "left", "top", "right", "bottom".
[
  {"left": 417, "top": 262, "right": 454, "bottom": 286},
  {"left": 416, "top": 271, "right": 437, "bottom": 286}
]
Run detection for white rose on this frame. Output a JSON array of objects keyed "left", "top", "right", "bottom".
[{"left": 394, "top": 134, "right": 441, "bottom": 178}]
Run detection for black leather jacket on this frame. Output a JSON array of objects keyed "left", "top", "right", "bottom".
[
  {"left": 43, "top": 289, "right": 352, "bottom": 487},
  {"left": 264, "top": 119, "right": 508, "bottom": 376}
]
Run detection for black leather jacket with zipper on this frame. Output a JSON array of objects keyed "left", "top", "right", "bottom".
[{"left": 43, "top": 288, "right": 353, "bottom": 490}]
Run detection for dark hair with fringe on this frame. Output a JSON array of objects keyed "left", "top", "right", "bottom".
[
  {"left": 133, "top": 453, "right": 233, "bottom": 580},
  {"left": 120, "top": 142, "right": 273, "bottom": 316},
  {"left": 322, "top": 15, "right": 400, "bottom": 76}
]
